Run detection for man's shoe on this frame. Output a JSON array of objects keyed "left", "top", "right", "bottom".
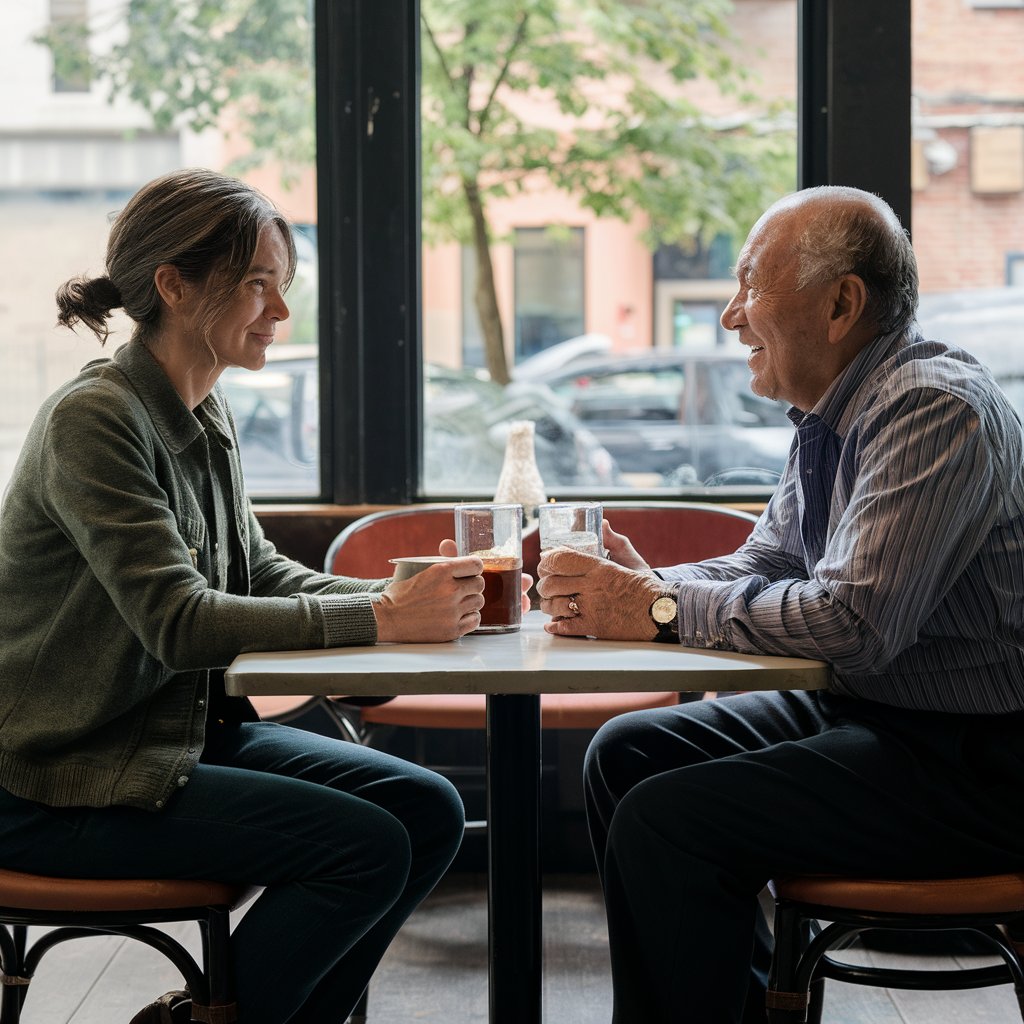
[{"left": 128, "top": 990, "right": 193, "bottom": 1024}]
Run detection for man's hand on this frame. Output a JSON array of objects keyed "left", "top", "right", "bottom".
[
  {"left": 537, "top": 547, "right": 664, "bottom": 641},
  {"left": 439, "top": 538, "right": 534, "bottom": 613},
  {"left": 373, "top": 556, "right": 485, "bottom": 642},
  {"left": 602, "top": 519, "right": 651, "bottom": 571}
]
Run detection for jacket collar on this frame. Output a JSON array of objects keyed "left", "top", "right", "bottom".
[{"left": 112, "top": 343, "right": 234, "bottom": 454}]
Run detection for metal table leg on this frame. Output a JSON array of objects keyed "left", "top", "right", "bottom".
[{"left": 486, "top": 692, "right": 542, "bottom": 1024}]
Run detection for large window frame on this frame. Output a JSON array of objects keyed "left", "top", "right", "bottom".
[{"left": 313, "top": 0, "right": 911, "bottom": 507}]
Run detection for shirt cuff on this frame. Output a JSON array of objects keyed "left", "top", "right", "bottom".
[
  {"left": 677, "top": 576, "right": 771, "bottom": 650},
  {"left": 318, "top": 593, "right": 380, "bottom": 647}
]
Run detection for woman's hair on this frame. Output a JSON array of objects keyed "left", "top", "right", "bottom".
[
  {"left": 55, "top": 168, "right": 297, "bottom": 347},
  {"left": 786, "top": 185, "right": 919, "bottom": 335}
]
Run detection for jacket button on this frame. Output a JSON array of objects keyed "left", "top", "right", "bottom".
[{"left": 177, "top": 775, "right": 189, "bottom": 787}]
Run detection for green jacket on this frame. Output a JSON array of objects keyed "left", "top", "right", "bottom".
[{"left": 0, "top": 342, "right": 387, "bottom": 811}]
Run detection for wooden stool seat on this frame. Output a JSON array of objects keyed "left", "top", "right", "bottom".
[
  {"left": 773, "top": 872, "right": 1024, "bottom": 917},
  {"left": 768, "top": 872, "right": 1024, "bottom": 1023},
  {"left": 0, "top": 867, "right": 254, "bottom": 914},
  {"left": 0, "top": 867, "right": 253, "bottom": 1023}
]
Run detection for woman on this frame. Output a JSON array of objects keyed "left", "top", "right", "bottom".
[{"left": 0, "top": 168, "right": 503, "bottom": 1023}]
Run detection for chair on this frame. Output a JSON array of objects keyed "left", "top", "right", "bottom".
[
  {"left": 766, "top": 873, "right": 1024, "bottom": 1022},
  {"left": 0, "top": 868, "right": 254, "bottom": 1023}
]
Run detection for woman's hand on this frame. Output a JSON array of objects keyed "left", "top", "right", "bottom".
[
  {"left": 536, "top": 547, "right": 662, "bottom": 641},
  {"left": 438, "top": 538, "right": 534, "bottom": 613},
  {"left": 373, "top": 556, "right": 485, "bottom": 642}
]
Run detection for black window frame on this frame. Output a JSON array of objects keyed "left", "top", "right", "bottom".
[{"left": 312, "top": 0, "right": 910, "bottom": 507}]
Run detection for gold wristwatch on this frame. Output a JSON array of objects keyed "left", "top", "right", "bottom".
[{"left": 649, "top": 591, "right": 679, "bottom": 643}]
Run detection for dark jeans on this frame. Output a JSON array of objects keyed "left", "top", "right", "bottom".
[
  {"left": 0, "top": 721, "right": 465, "bottom": 1023},
  {"left": 583, "top": 690, "right": 1024, "bottom": 1024}
]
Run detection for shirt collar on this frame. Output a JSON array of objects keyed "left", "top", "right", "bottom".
[
  {"left": 786, "top": 327, "right": 910, "bottom": 433},
  {"left": 112, "top": 342, "right": 234, "bottom": 453}
]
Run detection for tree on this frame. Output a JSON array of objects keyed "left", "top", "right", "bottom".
[{"left": 39, "top": 0, "right": 793, "bottom": 384}]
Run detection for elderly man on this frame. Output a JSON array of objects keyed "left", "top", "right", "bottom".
[{"left": 537, "top": 186, "right": 1024, "bottom": 1023}]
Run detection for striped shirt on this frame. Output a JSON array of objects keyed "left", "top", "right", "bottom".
[{"left": 660, "top": 327, "right": 1024, "bottom": 714}]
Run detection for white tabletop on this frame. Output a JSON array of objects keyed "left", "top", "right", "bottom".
[{"left": 225, "top": 612, "right": 829, "bottom": 697}]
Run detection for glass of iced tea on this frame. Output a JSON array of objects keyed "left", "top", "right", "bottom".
[
  {"left": 538, "top": 501, "right": 604, "bottom": 556},
  {"left": 454, "top": 503, "right": 523, "bottom": 634}
]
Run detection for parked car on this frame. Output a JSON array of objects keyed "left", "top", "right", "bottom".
[
  {"left": 219, "top": 346, "right": 622, "bottom": 497},
  {"left": 916, "top": 287, "right": 1024, "bottom": 415},
  {"left": 535, "top": 349, "right": 793, "bottom": 486}
]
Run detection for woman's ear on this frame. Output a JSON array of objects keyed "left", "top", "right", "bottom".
[
  {"left": 827, "top": 273, "right": 868, "bottom": 345},
  {"left": 153, "top": 264, "right": 187, "bottom": 311}
]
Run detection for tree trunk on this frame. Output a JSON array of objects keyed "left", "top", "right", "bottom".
[{"left": 463, "top": 177, "right": 510, "bottom": 385}]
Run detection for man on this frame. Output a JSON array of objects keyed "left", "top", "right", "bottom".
[{"left": 536, "top": 186, "right": 1024, "bottom": 1023}]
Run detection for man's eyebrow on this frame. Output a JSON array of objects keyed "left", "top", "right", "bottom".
[
  {"left": 731, "top": 256, "right": 752, "bottom": 279},
  {"left": 247, "top": 264, "right": 279, "bottom": 275}
]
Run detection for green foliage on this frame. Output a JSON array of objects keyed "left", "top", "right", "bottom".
[
  {"left": 420, "top": 0, "right": 795, "bottom": 252},
  {"left": 35, "top": 0, "right": 314, "bottom": 185},
  {"left": 36, "top": 0, "right": 793, "bottom": 253}
]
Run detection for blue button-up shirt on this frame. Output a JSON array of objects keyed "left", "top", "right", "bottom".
[{"left": 660, "top": 327, "right": 1024, "bottom": 714}]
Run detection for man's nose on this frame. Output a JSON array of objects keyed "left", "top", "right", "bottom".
[{"left": 720, "top": 294, "right": 743, "bottom": 330}]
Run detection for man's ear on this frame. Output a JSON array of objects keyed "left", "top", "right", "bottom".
[
  {"left": 827, "top": 274, "right": 868, "bottom": 344},
  {"left": 153, "top": 264, "right": 187, "bottom": 311}
]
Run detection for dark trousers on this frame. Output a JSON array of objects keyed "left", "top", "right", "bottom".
[
  {"left": 583, "top": 690, "right": 1024, "bottom": 1024},
  {"left": 0, "top": 721, "right": 465, "bottom": 1023}
]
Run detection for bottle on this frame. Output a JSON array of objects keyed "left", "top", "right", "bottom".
[{"left": 493, "top": 420, "right": 547, "bottom": 521}]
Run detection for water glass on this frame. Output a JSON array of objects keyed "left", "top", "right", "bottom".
[{"left": 538, "top": 501, "right": 604, "bottom": 556}]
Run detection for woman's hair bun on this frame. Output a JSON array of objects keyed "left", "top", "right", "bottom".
[{"left": 55, "top": 275, "right": 124, "bottom": 345}]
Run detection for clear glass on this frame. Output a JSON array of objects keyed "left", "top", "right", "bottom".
[
  {"left": 911, "top": 0, "right": 1024, "bottom": 407},
  {"left": 420, "top": 0, "right": 798, "bottom": 497},
  {"left": 454, "top": 503, "right": 523, "bottom": 634},
  {"left": 538, "top": 502, "right": 604, "bottom": 556},
  {"left": 2, "top": 0, "right": 319, "bottom": 500}
]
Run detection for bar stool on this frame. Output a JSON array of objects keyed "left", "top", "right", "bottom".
[
  {"left": 767, "top": 872, "right": 1024, "bottom": 1022},
  {"left": 0, "top": 867, "right": 255, "bottom": 1023}
]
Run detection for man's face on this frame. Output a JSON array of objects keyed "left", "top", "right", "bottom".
[{"left": 720, "top": 209, "right": 836, "bottom": 411}]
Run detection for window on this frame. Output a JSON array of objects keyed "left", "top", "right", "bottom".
[
  {"left": 911, "top": 0, "right": 1024, "bottom": 419},
  {"left": 419, "top": 0, "right": 798, "bottom": 497},
  {"left": 513, "top": 228, "right": 585, "bottom": 361},
  {"left": 4, "top": 1, "right": 914, "bottom": 505},
  {"left": 3, "top": 0, "right": 318, "bottom": 500}
]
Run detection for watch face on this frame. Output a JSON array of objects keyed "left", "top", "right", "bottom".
[{"left": 651, "top": 595, "right": 678, "bottom": 624}]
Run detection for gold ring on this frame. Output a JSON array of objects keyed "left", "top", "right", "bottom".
[{"left": 567, "top": 596, "right": 581, "bottom": 616}]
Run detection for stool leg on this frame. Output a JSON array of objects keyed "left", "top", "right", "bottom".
[
  {"left": 0, "top": 925, "right": 28, "bottom": 1024},
  {"left": 204, "top": 908, "right": 234, "bottom": 1006},
  {"left": 348, "top": 984, "right": 369, "bottom": 1023},
  {"left": 767, "top": 903, "right": 810, "bottom": 1023}
]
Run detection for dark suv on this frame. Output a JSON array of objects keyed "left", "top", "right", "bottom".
[
  {"left": 537, "top": 350, "right": 794, "bottom": 486},
  {"left": 219, "top": 346, "right": 623, "bottom": 497}
]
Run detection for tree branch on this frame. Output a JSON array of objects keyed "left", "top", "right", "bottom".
[{"left": 476, "top": 11, "right": 529, "bottom": 135}]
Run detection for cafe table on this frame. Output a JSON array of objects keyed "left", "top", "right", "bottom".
[{"left": 225, "top": 610, "right": 829, "bottom": 1024}]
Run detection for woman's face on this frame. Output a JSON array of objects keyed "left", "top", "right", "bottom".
[{"left": 206, "top": 224, "right": 291, "bottom": 373}]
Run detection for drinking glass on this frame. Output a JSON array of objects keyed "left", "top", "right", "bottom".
[
  {"left": 538, "top": 501, "right": 604, "bottom": 556},
  {"left": 454, "top": 503, "right": 523, "bottom": 634}
]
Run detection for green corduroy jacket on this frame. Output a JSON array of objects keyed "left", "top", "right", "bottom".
[{"left": 0, "top": 342, "right": 387, "bottom": 811}]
